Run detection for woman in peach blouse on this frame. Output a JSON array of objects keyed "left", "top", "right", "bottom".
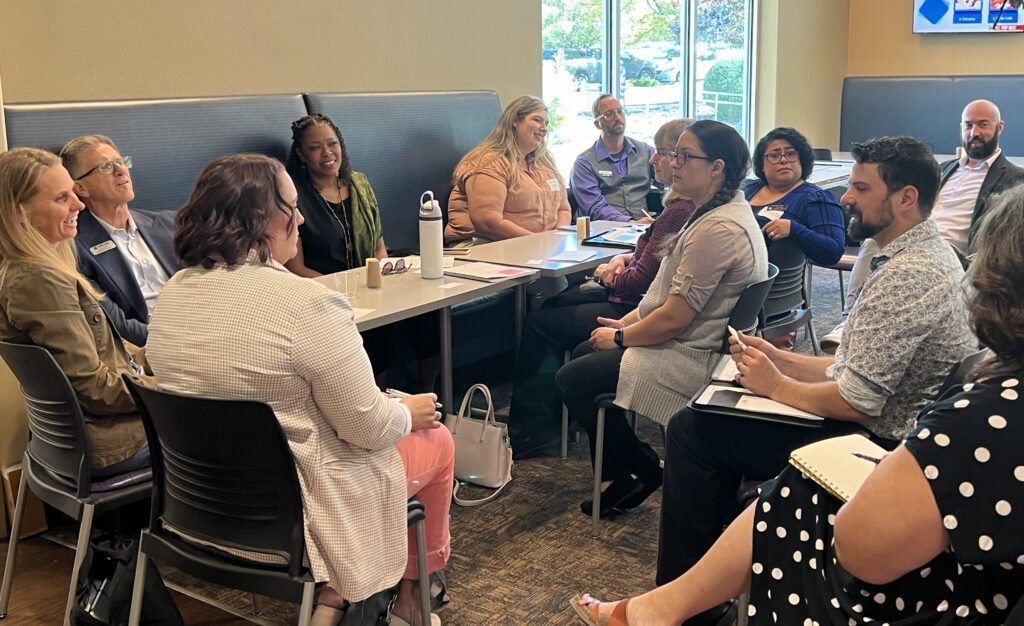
[{"left": 445, "top": 95, "right": 571, "bottom": 244}]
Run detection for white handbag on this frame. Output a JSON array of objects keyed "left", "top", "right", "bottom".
[{"left": 444, "top": 384, "right": 512, "bottom": 506}]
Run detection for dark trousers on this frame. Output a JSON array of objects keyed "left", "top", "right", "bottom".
[
  {"left": 363, "top": 312, "right": 440, "bottom": 376},
  {"left": 508, "top": 282, "right": 633, "bottom": 431},
  {"left": 656, "top": 405, "right": 888, "bottom": 585},
  {"left": 554, "top": 342, "right": 660, "bottom": 482}
]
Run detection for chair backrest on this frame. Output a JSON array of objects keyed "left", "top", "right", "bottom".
[
  {"left": 812, "top": 148, "right": 833, "bottom": 161},
  {"left": 1007, "top": 592, "right": 1024, "bottom": 625},
  {"left": 840, "top": 75, "right": 1024, "bottom": 155},
  {"left": 937, "top": 348, "right": 990, "bottom": 397},
  {"left": 722, "top": 263, "right": 778, "bottom": 353},
  {"left": 0, "top": 341, "right": 92, "bottom": 496},
  {"left": 761, "top": 238, "right": 807, "bottom": 322},
  {"left": 4, "top": 94, "right": 307, "bottom": 212},
  {"left": 123, "top": 377, "right": 307, "bottom": 577},
  {"left": 303, "top": 90, "right": 501, "bottom": 252}
]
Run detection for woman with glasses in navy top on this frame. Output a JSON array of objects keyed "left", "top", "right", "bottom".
[{"left": 744, "top": 127, "right": 845, "bottom": 266}]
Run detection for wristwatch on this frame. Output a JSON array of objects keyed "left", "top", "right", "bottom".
[{"left": 613, "top": 328, "right": 624, "bottom": 348}]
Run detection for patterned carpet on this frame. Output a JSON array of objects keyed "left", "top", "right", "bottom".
[{"left": 53, "top": 269, "right": 848, "bottom": 625}]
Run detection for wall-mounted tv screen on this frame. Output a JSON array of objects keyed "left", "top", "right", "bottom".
[{"left": 914, "top": 0, "right": 1024, "bottom": 32}]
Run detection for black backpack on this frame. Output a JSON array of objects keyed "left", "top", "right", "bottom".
[{"left": 73, "top": 533, "right": 183, "bottom": 626}]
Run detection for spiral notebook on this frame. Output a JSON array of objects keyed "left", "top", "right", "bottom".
[{"left": 788, "top": 434, "right": 888, "bottom": 502}]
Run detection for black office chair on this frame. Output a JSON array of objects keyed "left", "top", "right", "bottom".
[
  {"left": 812, "top": 148, "right": 834, "bottom": 161},
  {"left": 760, "top": 239, "right": 819, "bottom": 354},
  {"left": 568, "top": 187, "right": 581, "bottom": 222},
  {"left": 807, "top": 203, "right": 860, "bottom": 314},
  {"left": 122, "top": 377, "right": 432, "bottom": 626},
  {"left": 937, "top": 348, "right": 990, "bottom": 396},
  {"left": 644, "top": 188, "right": 663, "bottom": 218},
  {"left": 1007, "top": 594, "right": 1024, "bottom": 625},
  {"left": 721, "top": 263, "right": 779, "bottom": 353},
  {"left": 0, "top": 341, "right": 151, "bottom": 626},
  {"left": 588, "top": 393, "right": 620, "bottom": 537}
]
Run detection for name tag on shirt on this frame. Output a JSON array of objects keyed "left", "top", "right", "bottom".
[
  {"left": 89, "top": 240, "right": 117, "bottom": 255},
  {"left": 546, "top": 178, "right": 561, "bottom": 191},
  {"left": 758, "top": 206, "right": 785, "bottom": 221},
  {"left": 598, "top": 170, "right": 613, "bottom": 177}
]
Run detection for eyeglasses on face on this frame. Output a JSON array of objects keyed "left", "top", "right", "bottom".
[
  {"left": 764, "top": 149, "right": 798, "bottom": 164},
  {"left": 667, "top": 150, "right": 713, "bottom": 166},
  {"left": 594, "top": 108, "right": 626, "bottom": 121},
  {"left": 381, "top": 258, "right": 409, "bottom": 275},
  {"left": 74, "top": 156, "right": 133, "bottom": 180}
]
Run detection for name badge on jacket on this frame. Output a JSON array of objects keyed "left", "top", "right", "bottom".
[
  {"left": 89, "top": 240, "right": 117, "bottom": 255},
  {"left": 598, "top": 170, "right": 613, "bottom": 177},
  {"left": 546, "top": 178, "right": 561, "bottom": 191},
  {"left": 758, "top": 206, "right": 785, "bottom": 221}
]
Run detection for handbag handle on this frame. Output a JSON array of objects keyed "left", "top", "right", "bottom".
[
  {"left": 451, "top": 455, "right": 512, "bottom": 507},
  {"left": 449, "top": 383, "right": 495, "bottom": 443}
]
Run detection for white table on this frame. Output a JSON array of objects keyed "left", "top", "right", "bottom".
[
  {"left": 460, "top": 227, "right": 627, "bottom": 354},
  {"left": 461, "top": 228, "right": 622, "bottom": 277},
  {"left": 314, "top": 262, "right": 536, "bottom": 412},
  {"left": 809, "top": 161, "right": 854, "bottom": 190}
]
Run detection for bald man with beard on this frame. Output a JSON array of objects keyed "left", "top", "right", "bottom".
[{"left": 932, "top": 99, "right": 1024, "bottom": 261}]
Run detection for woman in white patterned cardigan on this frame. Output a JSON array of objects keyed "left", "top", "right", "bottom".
[{"left": 146, "top": 154, "right": 453, "bottom": 626}]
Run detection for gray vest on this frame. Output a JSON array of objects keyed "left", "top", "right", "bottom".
[
  {"left": 615, "top": 191, "right": 769, "bottom": 424},
  {"left": 580, "top": 137, "right": 652, "bottom": 219}
]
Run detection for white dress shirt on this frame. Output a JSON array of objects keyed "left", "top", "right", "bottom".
[
  {"left": 931, "top": 149, "right": 1001, "bottom": 256},
  {"left": 93, "top": 212, "right": 169, "bottom": 311}
]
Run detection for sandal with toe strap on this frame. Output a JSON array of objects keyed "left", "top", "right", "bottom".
[{"left": 570, "top": 593, "right": 631, "bottom": 626}]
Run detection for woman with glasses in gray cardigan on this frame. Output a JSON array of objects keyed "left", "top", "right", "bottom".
[{"left": 555, "top": 120, "right": 768, "bottom": 518}]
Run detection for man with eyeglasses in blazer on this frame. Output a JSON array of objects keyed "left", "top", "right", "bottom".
[{"left": 61, "top": 135, "right": 179, "bottom": 346}]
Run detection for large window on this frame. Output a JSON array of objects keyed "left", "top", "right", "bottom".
[{"left": 542, "top": 0, "right": 755, "bottom": 178}]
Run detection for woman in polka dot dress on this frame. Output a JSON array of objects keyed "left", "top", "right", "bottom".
[{"left": 570, "top": 185, "right": 1024, "bottom": 625}]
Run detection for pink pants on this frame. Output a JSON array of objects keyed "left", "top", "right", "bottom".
[{"left": 396, "top": 426, "right": 454, "bottom": 579}]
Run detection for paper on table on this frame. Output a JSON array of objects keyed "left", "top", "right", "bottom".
[
  {"left": 444, "top": 262, "right": 535, "bottom": 282},
  {"left": 550, "top": 249, "right": 597, "bottom": 263},
  {"left": 410, "top": 257, "right": 456, "bottom": 274},
  {"left": 710, "top": 354, "right": 740, "bottom": 382}
]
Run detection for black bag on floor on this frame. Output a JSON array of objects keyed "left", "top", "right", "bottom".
[
  {"left": 73, "top": 533, "right": 183, "bottom": 626},
  {"left": 337, "top": 586, "right": 397, "bottom": 626}
]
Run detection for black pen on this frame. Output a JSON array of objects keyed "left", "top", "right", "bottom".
[{"left": 851, "top": 452, "right": 882, "bottom": 464}]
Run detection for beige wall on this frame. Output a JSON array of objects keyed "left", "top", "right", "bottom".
[
  {"left": 4, "top": 2, "right": 1017, "bottom": 153},
  {"left": 0, "top": 1, "right": 540, "bottom": 105},
  {"left": 848, "top": 0, "right": 1024, "bottom": 76},
  {"left": 756, "top": 0, "right": 850, "bottom": 150}
]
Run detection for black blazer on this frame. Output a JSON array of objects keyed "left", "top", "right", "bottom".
[
  {"left": 75, "top": 208, "right": 180, "bottom": 344},
  {"left": 939, "top": 152, "right": 1024, "bottom": 251}
]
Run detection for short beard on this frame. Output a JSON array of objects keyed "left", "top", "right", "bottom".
[
  {"left": 964, "top": 132, "right": 999, "bottom": 160},
  {"left": 848, "top": 196, "right": 895, "bottom": 242}
]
